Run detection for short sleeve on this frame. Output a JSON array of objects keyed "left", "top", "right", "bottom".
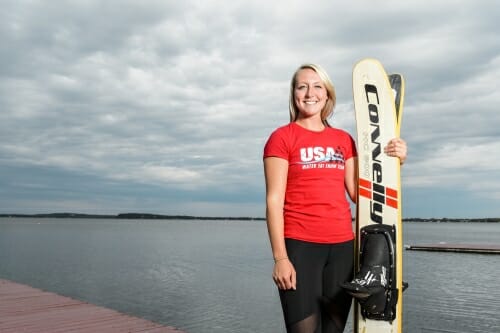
[
  {"left": 345, "top": 133, "right": 357, "bottom": 160},
  {"left": 263, "top": 127, "right": 289, "bottom": 161}
]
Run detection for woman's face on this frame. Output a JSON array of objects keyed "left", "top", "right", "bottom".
[{"left": 294, "top": 68, "right": 328, "bottom": 120}]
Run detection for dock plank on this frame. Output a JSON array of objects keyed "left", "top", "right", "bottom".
[
  {"left": 405, "top": 243, "right": 500, "bottom": 254},
  {"left": 0, "top": 279, "right": 186, "bottom": 333}
]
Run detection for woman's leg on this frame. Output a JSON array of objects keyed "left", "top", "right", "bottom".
[
  {"left": 321, "top": 240, "right": 354, "bottom": 333},
  {"left": 279, "top": 239, "right": 329, "bottom": 333}
]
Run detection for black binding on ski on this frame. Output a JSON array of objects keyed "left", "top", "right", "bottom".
[{"left": 342, "top": 224, "right": 399, "bottom": 321}]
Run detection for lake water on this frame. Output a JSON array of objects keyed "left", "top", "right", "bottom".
[{"left": 0, "top": 218, "right": 499, "bottom": 332}]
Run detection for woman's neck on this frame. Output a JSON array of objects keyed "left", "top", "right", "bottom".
[{"left": 295, "top": 117, "right": 326, "bottom": 132}]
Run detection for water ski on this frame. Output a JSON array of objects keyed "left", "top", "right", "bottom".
[{"left": 342, "top": 58, "right": 406, "bottom": 332}]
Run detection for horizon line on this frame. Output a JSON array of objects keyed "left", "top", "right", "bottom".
[{"left": 1, "top": 212, "right": 499, "bottom": 222}]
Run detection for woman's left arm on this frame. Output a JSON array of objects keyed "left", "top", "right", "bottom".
[
  {"left": 346, "top": 138, "right": 407, "bottom": 203},
  {"left": 344, "top": 157, "right": 357, "bottom": 203}
]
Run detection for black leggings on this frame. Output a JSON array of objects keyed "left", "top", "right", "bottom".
[{"left": 279, "top": 238, "right": 354, "bottom": 333}]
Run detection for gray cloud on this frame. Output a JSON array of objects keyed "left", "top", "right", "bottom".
[{"left": 1, "top": 0, "right": 499, "bottom": 217}]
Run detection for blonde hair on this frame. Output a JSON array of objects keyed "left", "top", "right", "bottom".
[{"left": 289, "top": 64, "right": 336, "bottom": 126}]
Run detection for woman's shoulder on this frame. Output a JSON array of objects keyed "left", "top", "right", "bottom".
[
  {"left": 274, "top": 122, "right": 295, "bottom": 132},
  {"left": 267, "top": 122, "right": 296, "bottom": 138},
  {"left": 327, "top": 126, "right": 354, "bottom": 139}
]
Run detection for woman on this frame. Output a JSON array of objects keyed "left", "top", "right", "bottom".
[{"left": 263, "top": 64, "right": 407, "bottom": 333}]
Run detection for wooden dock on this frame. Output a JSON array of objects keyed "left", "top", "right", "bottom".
[
  {"left": 0, "top": 279, "right": 186, "bottom": 333},
  {"left": 405, "top": 243, "right": 500, "bottom": 254}
]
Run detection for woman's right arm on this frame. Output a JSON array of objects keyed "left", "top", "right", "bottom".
[{"left": 264, "top": 157, "right": 296, "bottom": 290}]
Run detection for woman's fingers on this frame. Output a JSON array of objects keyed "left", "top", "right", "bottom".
[
  {"left": 384, "top": 138, "right": 407, "bottom": 163},
  {"left": 273, "top": 260, "right": 296, "bottom": 290}
]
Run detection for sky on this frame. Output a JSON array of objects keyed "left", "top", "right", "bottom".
[{"left": 1, "top": 0, "right": 499, "bottom": 218}]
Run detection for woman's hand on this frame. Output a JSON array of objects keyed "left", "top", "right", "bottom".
[
  {"left": 273, "top": 259, "right": 296, "bottom": 290},
  {"left": 384, "top": 138, "right": 407, "bottom": 165}
]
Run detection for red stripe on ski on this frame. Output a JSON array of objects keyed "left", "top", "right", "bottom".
[
  {"left": 386, "top": 197, "right": 398, "bottom": 209},
  {"left": 359, "top": 178, "right": 371, "bottom": 189},
  {"left": 386, "top": 187, "right": 398, "bottom": 199},
  {"left": 359, "top": 187, "right": 371, "bottom": 199}
]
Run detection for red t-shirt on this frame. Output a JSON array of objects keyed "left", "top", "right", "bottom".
[{"left": 263, "top": 122, "right": 357, "bottom": 243}]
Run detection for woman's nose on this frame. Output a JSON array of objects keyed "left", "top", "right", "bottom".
[{"left": 305, "top": 86, "right": 312, "bottom": 97}]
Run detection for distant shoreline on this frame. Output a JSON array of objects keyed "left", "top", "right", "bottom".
[
  {"left": 0, "top": 212, "right": 266, "bottom": 221},
  {"left": 0, "top": 213, "right": 499, "bottom": 222}
]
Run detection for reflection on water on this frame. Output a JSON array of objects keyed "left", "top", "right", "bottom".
[{"left": 0, "top": 218, "right": 499, "bottom": 332}]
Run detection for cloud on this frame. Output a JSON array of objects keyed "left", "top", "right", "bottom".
[{"left": 1, "top": 0, "right": 499, "bottom": 217}]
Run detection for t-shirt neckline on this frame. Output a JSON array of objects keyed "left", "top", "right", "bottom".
[{"left": 292, "top": 121, "right": 329, "bottom": 133}]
